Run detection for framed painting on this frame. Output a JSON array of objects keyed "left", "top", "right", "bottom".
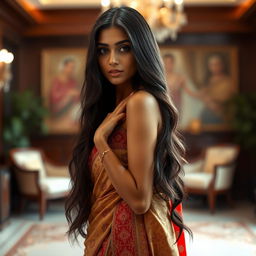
[
  {"left": 41, "top": 48, "right": 87, "bottom": 134},
  {"left": 160, "top": 46, "right": 238, "bottom": 132}
]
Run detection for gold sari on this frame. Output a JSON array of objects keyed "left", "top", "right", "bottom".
[{"left": 84, "top": 121, "right": 185, "bottom": 256}]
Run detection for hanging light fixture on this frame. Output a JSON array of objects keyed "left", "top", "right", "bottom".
[
  {"left": 101, "top": 0, "right": 187, "bottom": 42},
  {"left": 0, "top": 49, "right": 14, "bottom": 91}
]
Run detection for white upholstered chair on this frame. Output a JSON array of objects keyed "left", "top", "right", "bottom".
[
  {"left": 10, "top": 147, "right": 71, "bottom": 219},
  {"left": 183, "top": 144, "right": 240, "bottom": 213}
]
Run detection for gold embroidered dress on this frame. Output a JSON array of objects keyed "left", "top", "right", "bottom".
[{"left": 84, "top": 120, "right": 185, "bottom": 256}]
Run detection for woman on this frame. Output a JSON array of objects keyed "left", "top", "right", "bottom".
[
  {"left": 49, "top": 57, "right": 80, "bottom": 119},
  {"left": 163, "top": 53, "right": 200, "bottom": 113},
  {"left": 48, "top": 57, "right": 81, "bottom": 131},
  {"left": 199, "top": 54, "right": 235, "bottom": 124},
  {"left": 163, "top": 53, "right": 184, "bottom": 112},
  {"left": 65, "top": 7, "right": 191, "bottom": 256}
]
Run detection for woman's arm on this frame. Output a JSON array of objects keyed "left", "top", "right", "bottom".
[{"left": 94, "top": 91, "right": 161, "bottom": 214}]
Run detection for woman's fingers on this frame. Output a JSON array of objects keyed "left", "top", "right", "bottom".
[
  {"left": 106, "top": 111, "right": 125, "bottom": 121},
  {"left": 109, "top": 112, "right": 125, "bottom": 122},
  {"left": 115, "top": 112, "right": 126, "bottom": 121},
  {"left": 113, "top": 99, "right": 126, "bottom": 114},
  {"left": 115, "top": 102, "right": 126, "bottom": 115}
]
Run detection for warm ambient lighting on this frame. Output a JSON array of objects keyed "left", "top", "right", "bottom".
[
  {"left": 101, "top": 0, "right": 111, "bottom": 11},
  {"left": 0, "top": 49, "right": 14, "bottom": 91},
  {"left": 101, "top": 0, "right": 187, "bottom": 42},
  {"left": 0, "top": 49, "right": 14, "bottom": 64}
]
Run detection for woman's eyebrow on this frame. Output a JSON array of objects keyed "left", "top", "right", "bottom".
[{"left": 97, "top": 39, "right": 130, "bottom": 46}]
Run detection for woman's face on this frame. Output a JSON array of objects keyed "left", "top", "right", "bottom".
[
  {"left": 208, "top": 56, "right": 224, "bottom": 75},
  {"left": 63, "top": 61, "right": 76, "bottom": 77},
  {"left": 97, "top": 26, "right": 137, "bottom": 87}
]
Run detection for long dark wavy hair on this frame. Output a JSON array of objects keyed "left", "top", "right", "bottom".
[{"left": 65, "top": 6, "right": 192, "bottom": 243}]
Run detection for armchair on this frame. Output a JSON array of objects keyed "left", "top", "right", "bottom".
[
  {"left": 183, "top": 143, "right": 240, "bottom": 213},
  {"left": 9, "top": 147, "right": 71, "bottom": 220}
]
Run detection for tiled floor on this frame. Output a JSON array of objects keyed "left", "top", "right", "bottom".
[{"left": 0, "top": 198, "right": 255, "bottom": 255}]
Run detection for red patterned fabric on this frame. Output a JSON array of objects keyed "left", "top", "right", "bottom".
[
  {"left": 170, "top": 201, "right": 187, "bottom": 256},
  {"left": 111, "top": 201, "right": 151, "bottom": 255}
]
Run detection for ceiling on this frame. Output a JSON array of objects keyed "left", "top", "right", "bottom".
[
  {"left": 17, "top": 0, "right": 247, "bottom": 9},
  {"left": 2, "top": 0, "right": 254, "bottom": 36}
]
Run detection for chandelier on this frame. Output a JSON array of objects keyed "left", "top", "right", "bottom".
[
  {"left": 0, "top": 49, "right": 14, "bottom": 91},
  {"left": 101, "top": 0, "right": 187, "bottom": 42}
]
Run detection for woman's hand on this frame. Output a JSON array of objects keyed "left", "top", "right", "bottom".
[{"left": 93, "top": 93, "right": 133, "bottom": 147}]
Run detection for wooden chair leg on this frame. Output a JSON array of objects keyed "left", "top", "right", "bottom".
[
  {"left": 208, "top": 191, "right": 216, "bottom": 214},
  {"left": 46, "top": 200, "right": 50, "bottom": 211},
  {"left": 19, "top": 197, "right": 26, "bottom": 214},
  {"left": 226, "top": 191, "right": 234, "bottom": 208},
  {"left": 39, "top": 193, "right": 46, "bottom": 220}
]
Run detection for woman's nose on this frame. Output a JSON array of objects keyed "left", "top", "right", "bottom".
[{"left": 109, "top": 50, "right": 118, "bottom": 65}]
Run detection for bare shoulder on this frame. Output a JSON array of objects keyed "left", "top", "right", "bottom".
[
  {"left": 127, "top": 90, "right": 159, "bottom": 110},
  {"left": 127, "top": 90, "right": 162, "bottom": 130}
]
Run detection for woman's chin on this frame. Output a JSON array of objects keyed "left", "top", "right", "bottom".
[{"left": 108, "top": 79, "right": 128, "bottom": 87}]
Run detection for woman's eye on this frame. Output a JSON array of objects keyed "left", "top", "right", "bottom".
[
  {"left": 97, "top": 48, "right": 108, "bottom": 55},
  {"left": 119, "top": 45, "right": 131, "bottom": 53}
]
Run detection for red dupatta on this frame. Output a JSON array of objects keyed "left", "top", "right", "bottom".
[{"left": 170, "top": 201, "right": 187, "bottom": 256}]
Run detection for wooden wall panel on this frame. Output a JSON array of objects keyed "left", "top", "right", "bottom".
[
  {"left": 21, "top": 6, "right": 256, "bottom": 36},
  {"left": 31, "top": 135, "right": 77, "bottom": 165},
  {"left": 18, "top": 35, "right": 88, "bottom": 92},
  {"left": 2, "top": 1, "right": 256, "bottom": 36}
]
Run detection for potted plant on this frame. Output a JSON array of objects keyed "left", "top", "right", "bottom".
[
  {"left": 227, "top": 92, "right": 256, "bottom": 202},
  {"left": 228, "top": 92, "right": 256, "bottom": 150},
  {"left": 3, "top": 90, "right": 49, "bottom": 152}
]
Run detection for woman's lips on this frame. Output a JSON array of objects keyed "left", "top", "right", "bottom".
[{"left": 109, "top": 70, "right": 123, "bottom": 77}]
